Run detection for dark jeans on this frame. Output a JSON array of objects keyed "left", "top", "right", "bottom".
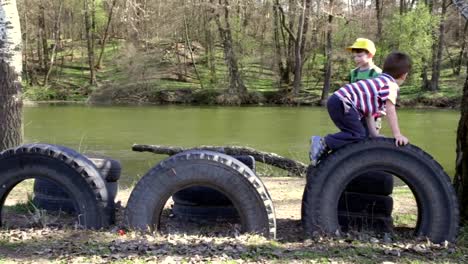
[{"left": 324, "top": 94, "right": 367, "bottom": 150}]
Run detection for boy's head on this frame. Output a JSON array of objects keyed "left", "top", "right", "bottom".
[
  {"left": 347, "top": 38, "right": 376, "bottom": 67},
  {"left": 383, "top": 52, "right": 412, "bottom": 83}
]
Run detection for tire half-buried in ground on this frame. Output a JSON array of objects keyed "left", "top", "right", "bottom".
[
  {"left": 172, "top": 155, "right": 256, "bottom": 206},
  {"left": 0, "top": 144, "right": 111, "bottom": 228},
  {"left": 125, "top": 150, "right": 276, "bottom": 238},
  {"left": 27, "top": 144, "right": 119, "bottom": 223},
  {"left": 301, "top": 138, "right": 459, "bottom": 243}
]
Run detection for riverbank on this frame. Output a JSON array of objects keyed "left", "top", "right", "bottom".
[
  {"left": 1, "top": 178, "right": 465, "bottom": 263},
  {"left": 23, "top": 87, "right": 462, "bottom": 109}
]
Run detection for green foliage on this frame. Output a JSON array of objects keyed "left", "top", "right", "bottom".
[
  {"left": 379, "top": 4, "right": 439, "bottom": 85},
  {"left": 94, "top": 0, "right": 109, "bottom": 32},
  {"left": 23, "top": 85, "right": 60, "bottom": 101}
]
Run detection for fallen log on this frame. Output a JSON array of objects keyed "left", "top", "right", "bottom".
[{"left": 132, "top": 144, "right": 308, "bottom": 176}]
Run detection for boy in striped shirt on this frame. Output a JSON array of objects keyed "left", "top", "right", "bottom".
[{"left": 310, "top": 52, "right": 412, "bottom": 166}]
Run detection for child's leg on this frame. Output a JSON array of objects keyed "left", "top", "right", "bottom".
[{"left": 324, "top": 94, "right": 367, "bottom": 150}]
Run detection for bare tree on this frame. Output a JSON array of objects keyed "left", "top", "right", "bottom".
[
  {"left": 292, "top": 0, "right": 312, "bottom": 95},
  {"left": 429, "top": 0, "right": 449, "bottom": 91},
  {"left": 43, "top": 1, "right": 63, "bottom": 85},
  {"left": 455, "top": 20, "right": 467, "bottom": 75},
  {"left": 375, "top": 0, "right": 383, "bottom": 41},
  {"left": 0, "top": 0, "right": 23, "bottom": 150},
  {"left": 96, "top": 0, "right": 118, "bottom": 69},
  {"left": 321, "top": 0, "right": 334, "bottom": 105},
  {"left": 84, "top": 0, "right": 96, "bottom": 85},
  {"left": 38, "top": 1, "right": 48, "bottom": 72},
  {"left": 212, "top": 0, "right": 247, "bottom": 99}
]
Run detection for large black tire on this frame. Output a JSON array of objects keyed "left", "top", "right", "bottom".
[
  {"left": 172, "top": 187, "right": 232, "bottom": 206},
  {"left": 232, "top": 155, "right": 256, "bottom": 173},
  {"left": 301, "top": 138, "right": 459, "bottom": 243},
  {"left": 125, "top": 150, "right": 276, "bottom": 238},
  {"left": 172, "top": 155, "right": 256, "bottom": 206},
  {"left": 33, "top": 179, "right": 119, "bottom": 213},
  {"left": 345, "top": 171, "right": 394, "bottom": 195},
  {"left": 85, "top": 154, "right": 122, "bottom": 182},
  {"left": 338, "top": 192, "right": 393, "bottom": 217},
  {"left": 338, "top": 212, "right": 394, "bottom": 233},
  {"left": 28, "top": 145, "right": 118, "bottom": 222},
  {"left": 0, "top": 144, "right": 111, "bottom": 228},
  {"left": 172, "top": 202, "right": 239, "bottom": 221}
]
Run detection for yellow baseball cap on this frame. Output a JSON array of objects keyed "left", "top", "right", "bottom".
[{"left": 346, "top": 38, "right": 376, "bottom": 56}]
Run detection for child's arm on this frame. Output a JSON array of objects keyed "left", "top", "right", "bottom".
[
  {"left": 365, "top": 114, "right": 380, "bottom": 138},
  {"left": 385, "top": 100, "right": 409, "bottom": 146}
]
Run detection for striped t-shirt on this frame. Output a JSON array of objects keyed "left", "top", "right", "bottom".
[{"left": 335, "top": 73, "right": 399, "bottom": 117}]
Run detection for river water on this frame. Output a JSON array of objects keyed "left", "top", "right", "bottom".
[{"left": 23, "top": 104, "right": 458, "bottom": 187}]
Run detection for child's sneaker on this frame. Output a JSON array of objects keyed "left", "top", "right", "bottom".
[{"left": 310, "top": 136, "right": 327, "bottom": 166}]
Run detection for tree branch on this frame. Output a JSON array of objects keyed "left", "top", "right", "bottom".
[
  {"left": 278, "top": 5, "right": 297, "bottom": 42},
  {"left": 132, "top": 144, "right": 308, "bottom": 176}
]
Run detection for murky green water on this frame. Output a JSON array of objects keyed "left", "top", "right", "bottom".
[{"left": 23, "top": 104, "right": 459, "bottom": 187}]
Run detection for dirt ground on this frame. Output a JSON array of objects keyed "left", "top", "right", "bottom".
[{"left": 0, "top": 177, "right": 456, "bottom": 264}]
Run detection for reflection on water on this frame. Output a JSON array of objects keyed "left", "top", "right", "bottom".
[{"left": 24, "top": 104, "right": 458, "bottom": 187}]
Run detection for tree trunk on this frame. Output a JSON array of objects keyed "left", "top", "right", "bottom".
[
  {"left": 321, "top": 0, "right": 334, "bottom": 106},
  {"left": 44, "top": 1, "right": 63, "bottom": 86},
  {"left": 292, "top": 0, "right": 312, "bottom": 96},
  {"left": 183, "top": 8, "right": 204, "bottom": 89},
  {"left": 38, "top": 3, "right": 48, "bottom": 72},
  {"left": 273, "top": 0, "right": 288, "bottom": 87},
  {"left": 0, "top": 0, "right": 23, "bottom": 151},
  {"left": 203, "top": 10, "right": 216, "bottom": 85},
  {"left": 286, "top": 0, "right": 296, "bottom": 82},
  {"left": 455, "top": 20, "right": 468, "bottom": 76},
  {"left": 213, "top": 0, "right": 247, "bottom": 99},
  {"left": 429, "top": 0, "right": 448, "bottom": 92},
  {"left": 400, "top": 0, "right": 406, "bottom": 14},
  {"left": 454, "top": 60, "right": 468, "bottom": 221},
  {"left": 84, "top": 0, "right": 96, "bottom": 85},
  {"left": 22, "top": 0, "right": 29, "bottom": 84},
  {"left": 376, "top": 0, "right": 382, "bottom": 41},
  {"left": 96, "top": 0, "right": 118, "bottom": 70},
  {"left": 453, "top": 0, "right": 468, "bottom": 222}
]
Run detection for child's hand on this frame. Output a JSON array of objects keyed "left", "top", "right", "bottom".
[{"left": 394, "top": 134, "right": 409, "bottom": 146}]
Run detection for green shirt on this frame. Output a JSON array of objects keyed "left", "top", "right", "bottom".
[{"left": 349, "top": 65, "right": 382, "bottom": 83}]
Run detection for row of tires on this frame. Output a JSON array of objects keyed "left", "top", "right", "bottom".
[{"left": 0, "top": 139, "right": 460, "bottom": 243}]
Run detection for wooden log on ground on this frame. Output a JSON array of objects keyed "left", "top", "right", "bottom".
[{"left": 132, "top": 144, "right": 308, "bottom": 176}]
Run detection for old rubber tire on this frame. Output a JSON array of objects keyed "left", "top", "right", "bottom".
[
  {"left": 28, "top": 144, "right": 118, "bottom": 222},
  {"left": 345, "top": 171, "right": 394, "bottom": 195},
  {"left": 172, "top": 155, "right": 256, "bottom": 206},
  {"left": 33, "top": 179, "right": 119, "bottom": 213},
  {"left": 172, "top": 187, "right": 232, "bottom": 206},
  {"left": 232, "top": 155, "right": 256, "bottom": 173},
  {"left": 172, "top": 202, "right": 239, "bottom": 221},
  {"left": 301, "top": 138, "right": 459, "bottom": 243},
  {"left": 338, "top": 212, "right": 394, "bottom": 233},
  {"left": 0, "top": 144, "right": 111, "bottom": 228},
  {"left": 338, "top": 192, "right": 393, "bottom": 217},
  {"left": 125, "top": 150, "right": 276, "bottom": 238},
  {"left": 85, "top": 154, "right": 122, "bottom": 182}
]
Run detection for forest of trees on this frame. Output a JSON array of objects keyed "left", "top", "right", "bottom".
[{"left": 14, "top": 0, "right": 468, "bottom": 104}]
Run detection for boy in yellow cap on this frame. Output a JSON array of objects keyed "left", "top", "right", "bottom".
[
  {"left": 347, "top": 38, "right": 384, "bottom": 132},
  {"left": 347, "top": 38, "right": 382, "bottom": 83}
]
